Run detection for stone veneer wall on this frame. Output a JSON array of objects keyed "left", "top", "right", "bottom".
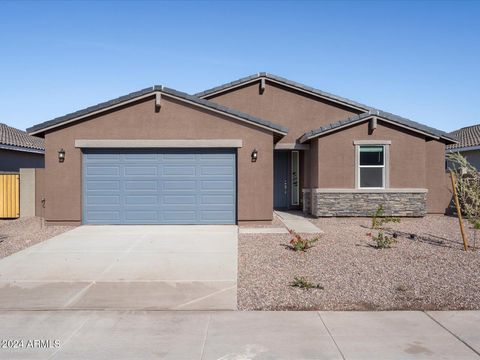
[
  {"left": 302, "top": 189, "right": 311, "bottom": 214},
  {"left": 306, "top": 189, "right": 427, "bottom": 217}
]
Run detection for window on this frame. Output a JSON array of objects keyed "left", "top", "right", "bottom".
[{"left": 358, "top": 145, "right": 385, "bottom": 188}]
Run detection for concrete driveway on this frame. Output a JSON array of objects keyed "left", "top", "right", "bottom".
[{"left": 0, "top": 225, "right": 237, "bottom": 310}]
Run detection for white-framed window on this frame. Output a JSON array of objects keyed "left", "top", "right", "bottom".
[
  {"left": 291, "top": 151, "right": 299, "bottom": 205},
  {"left": 357, "top": 145, "right": 385, "bottom": 188}
]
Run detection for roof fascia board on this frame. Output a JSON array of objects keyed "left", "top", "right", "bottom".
[
  {"left": 164, "top": 92, "right": 287, "bottom": 136},
  {"left": 0, "top": 143, "right": 45, "bottom": 154},
  {"left": 28, "top": 91, "right": 157, "bottom": 136},
  {"left": 199, "top": 76, "right": 368, "bottom": 112},
  {"left": 265, "top": 78, "right": 367, "bottom": 112},
  {"left": 300, "top": 116, "right": 442, "bottom": 143},
  {"left": 29, "top": 90, "right": 287, "bottom": 137},
  {"left": 446, "top": 145, "right": 480, "bottom": 153}
]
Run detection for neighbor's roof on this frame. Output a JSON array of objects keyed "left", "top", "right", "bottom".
[
  {"left": 195, "top": 72, "right": 371, "bottom": 111},
  {"left": 299, "top": 111, "right": 458, "bottom": 144},
  {"left": 446, "top": 124, "right": 480, "bottom": 150},
  {"left": 27, "top": 86, "right": 289, "bottom": 136},
  {"left": 197, "top": 72, "right": 456, "bottom": 144},
  {"left": 0, "top": 123, "right": 45, "bottom": 153}
]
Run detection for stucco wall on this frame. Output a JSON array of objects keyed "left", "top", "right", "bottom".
[
  {"left": 35, "top": 168, "right": 45, "bottom": 217},
  {"left": 42, "top": 96, "right": 274, "bottom": 224},
  {"left": 462, "top": 149, "right": 480, "bottom": 171},
  {"left": 315, "top": 121, "right": 427, "bottom": 189},
  {"left": 307, "top": 120, "right": 451, "bottom": 214},
  {"left": 205, "top": 81, "right": 361, "bottom": 144},
  {"left": 0, "top": 149, "right": 44, "bottom": 172},
  {"left": 207, "top": 80, "right": 451, "bottom": 214}
]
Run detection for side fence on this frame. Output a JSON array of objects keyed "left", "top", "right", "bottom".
[{"left": 0, "top": 173, "right": 20, "bottom": 218}]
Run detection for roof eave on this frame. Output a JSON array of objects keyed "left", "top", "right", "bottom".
[
  {"left": 196, "top": 73, "right": 370, "bottom": 113},
  {"left": 300, "top": 115, "right": 456, "bottom": 144},
  {"left": 27, "top": 87, "right": 288, "bottom": 137}
]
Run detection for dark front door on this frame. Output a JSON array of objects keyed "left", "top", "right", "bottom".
[{"left": 274, "top": 151, "right": 290, "bottom": 209}]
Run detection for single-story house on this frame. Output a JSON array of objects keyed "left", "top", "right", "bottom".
[
  {"left": 0, "top": 123, "right": 44, "bottom": 172},
  {"left": 446, "top": 124, "right": 480, "bottom": 170},
  {"left": 27, "top": 73, "right": 457, "bottom": 225}
]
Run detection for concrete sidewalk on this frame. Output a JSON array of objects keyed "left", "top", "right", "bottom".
[
  {"left": 1, "top": 310, "right": 479, "bottom": 359},
  {"left": 275, "top": 210, "right": 322, "bottom": 233}
]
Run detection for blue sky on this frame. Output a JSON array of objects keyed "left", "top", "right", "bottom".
[{"left": 1, "top": 0, "right": 479, "bottom": 132}]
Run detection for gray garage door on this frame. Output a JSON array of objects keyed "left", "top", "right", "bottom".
[{"left": 82, "top": 149, "right": 236, "bottom": 224}]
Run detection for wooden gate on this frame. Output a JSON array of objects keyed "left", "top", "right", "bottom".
[{"left": 0, "top": 174, "right": 20, "bottom": 218}]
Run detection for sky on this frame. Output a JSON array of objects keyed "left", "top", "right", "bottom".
[{"left": 0, "top": 0, "right": 479, "bottom": 133}]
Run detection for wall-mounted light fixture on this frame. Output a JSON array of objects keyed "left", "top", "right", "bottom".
[
  {"left": 251, "top": 149, "right": 258, "bottom": 162},
  {"left": 58, "top": 148, "right": 65, "bottom": 163}
]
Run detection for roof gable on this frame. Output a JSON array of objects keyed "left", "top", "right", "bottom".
[
  {"left": 300, "top": 111, "right": 457, "bottom": 144},
  {"left": 197, "top": 73, "right": 456, "bottom": 144},
  {"left": 196, "top": 72, "right": 370, "bottom": 112},
  {"left": 27, "top": 86, "right": 288, "bottom": 136}
]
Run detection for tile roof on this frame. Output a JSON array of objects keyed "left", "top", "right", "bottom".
[
  {"left": 0, "top": 123, "right": 44, "bottom": 153},
  {"left": 195, "top": 72, "right": 371, "bottom": 111},
  {"left": 197, "top": 73, "right": 456, "bottom": 144},
  {"left": 447, "top": 124, "right": 480, "bottom": 150},
  {"left": 300, "top": 110, "right": 457, "bottom": 144},
  {"left": 27, "top": 86, "right": 288, "bottom": 136}
]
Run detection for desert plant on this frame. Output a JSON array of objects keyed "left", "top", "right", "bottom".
[
  {"left": 290, "top": 276, "right": 323, "bottom": 289},
  {"left": 287, "top": 229, "right": 319, "bottom": 251},
  {"left": 368, "top": 205, "right": 400, "bottom": 249},
  {"left": 371, "top": 205, "right": 400, "bottom": 230},
  {"left": 447, "top": 152, "right": 480, "bottom": 250},
  {"left": 371, "top": 230, "right": 397, "bottom": 249}
]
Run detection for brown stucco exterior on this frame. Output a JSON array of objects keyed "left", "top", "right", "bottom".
[
  {"left": 204, "top": 80, "right": 361, "bottom": 144},
  {"left": 42, "top": 95, "right": 275, "bottom": 224},
  {"left": 206, "top": 79, "right": 452, "bottom": 214},
  {"left": 31, "top": 75, "right": 455, "bottom": 222},
  {"left": 35, "top": 168, "right": 45, "bottom": 217},
  {"left": 306, "top": 120, "right": 449, "bottom": 213}
]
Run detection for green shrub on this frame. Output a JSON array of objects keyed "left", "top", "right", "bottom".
[
  {"left": 290, "top": 276, "right": 323, "bottom": 289},
  {"left": 288, "top": 230, "right": 319, "bottom": 252},
  {"left": 368, "top": 205, "right": 400, "bottom": 249}
]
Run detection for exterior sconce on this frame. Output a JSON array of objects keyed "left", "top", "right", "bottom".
[
  {"left": 251, "top": 149, "right": 258, "bottom": 162},
  {"left": 58, "top": 148, "right": 65, "bottom": 163}
]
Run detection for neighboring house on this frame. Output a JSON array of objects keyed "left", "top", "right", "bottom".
[
  {"left": 0, "top": 123, "right": 44, "bottom": 172},
  {"left": 446, "top": 124, "right": 480, "bottom": 170},
  {"left": 26, "top": 73, "right": 456, "bottom": 225}
]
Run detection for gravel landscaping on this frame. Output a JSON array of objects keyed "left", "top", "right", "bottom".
[
  {"left": 0, "top": 217, "right": 75, "bottom": 258},
  {"left": 238, "top": 215, "right": 480, "bottom": 310}
]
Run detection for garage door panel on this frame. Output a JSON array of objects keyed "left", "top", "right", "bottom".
[
  {"left": 163, "top": 180, "right": 196, "bottom": 191},
  {"left": 163, "top": 195, "right": 197, "bottom": 205},
  {"left": 124, "top": 180, "right": 158, "bottom": 191},
  {"left": 201, "top": 180, "right": 234, "bottom": 191},
  {"left": 200, "top": 195, "right": 235, "bottom": 205},
  {"left": 124, "top": 166, "right": 158, "bottom": 176},
  {"left": 163, "top": 165, "right": 196, "bottom": 176},
  {"left": 83, "top": 149, "right": 236, "bottom": 224},
  {"left": 124, "top": 195, "right": 159, "bottom": 205},
  {"left": 86, "top": 180, "right": 120, "bottom": 191}
]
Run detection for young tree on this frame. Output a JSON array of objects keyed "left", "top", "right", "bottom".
[{"left": 447, "top": 152, "right": 480, "bottom": 249}]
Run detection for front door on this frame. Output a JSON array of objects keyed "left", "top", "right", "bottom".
[{"left": 274, "top": 151, "right": 290, "bottom": 209}]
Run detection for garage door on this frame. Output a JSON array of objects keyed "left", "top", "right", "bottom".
[{"left": 82, "top": 149, "right": 236, "bottom": 224}]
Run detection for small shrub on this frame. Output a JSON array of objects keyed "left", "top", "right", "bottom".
[
  {"left": 371, "top": 205, "right": 400, "bottom": 230},
  {"left": 288, "top": 230, "right": 319, "bottom": 251},
  {"left": 371, "top": 230, "right": 397, "bottom": 249},
  {"left": 290, "top": 276, "right": 323, "bottom": 290},
  {"left": 368, "top": 205, "right": 400, "bottom": 249}
]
